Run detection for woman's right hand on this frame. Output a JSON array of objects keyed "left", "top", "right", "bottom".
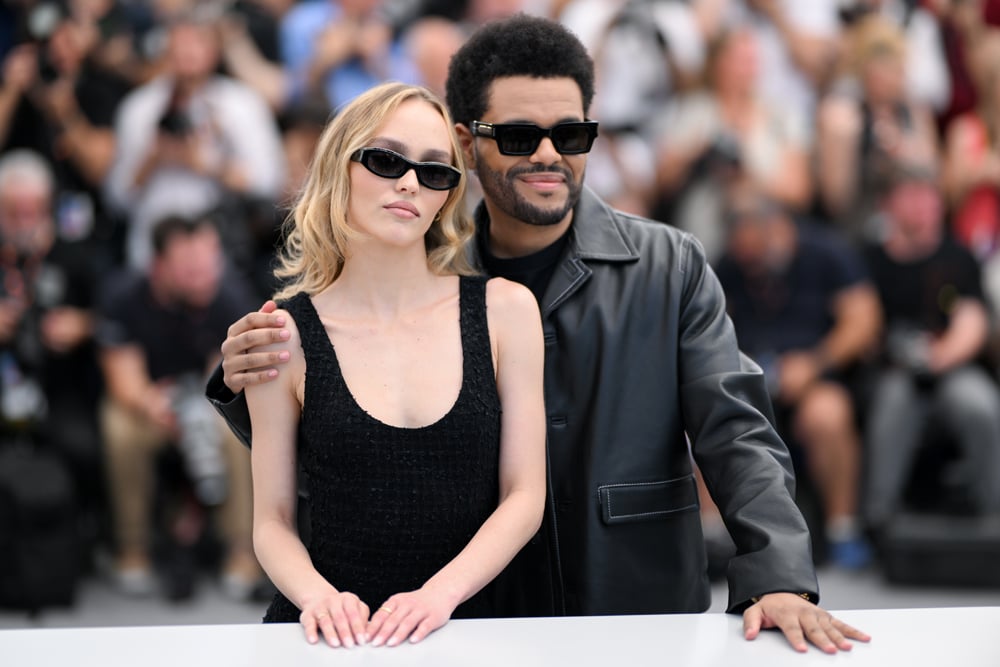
[
  {"left": 220, "top": 301, "right": 292, "bottom": 394},
  {"left": 299, "top": 589, "right": 370, "bottom": 648}
]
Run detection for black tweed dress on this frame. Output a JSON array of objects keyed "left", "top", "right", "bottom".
[{"left": 263, "top": 276, "right": 501, "bottom": 622}]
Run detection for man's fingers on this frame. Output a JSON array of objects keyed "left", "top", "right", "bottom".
[
  {"left": 802, "top": 620, "right": 838, "bottom": 654},
  {"left": 220, "top": 348, "right": 288, "bottom": 390},
  {"left": 819, "top": 617, "right": 851, "bottom": 652},
  {"left": 780, "top": 622, "right": 809, "bottom": 653},
  {"left": 221, "top": 327, "right": 290, "bottom": 359},
  {"left": 833, "top": 617, "right": 871, "bottom": 643},
  {"left": 229, "top": 350, "right": 290, "bottom": 373},
  {"left": 224, "top": 310, "right": 286, "bottom": 341},
  {"left": 258, "top": 300, "right": 278, "bottom": 314},
  {"left": 742, "top": 605, "right": 762, "bottom": 640}
]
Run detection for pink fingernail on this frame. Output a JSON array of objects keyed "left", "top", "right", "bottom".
[
  {"left": 279, "top": 351, "right": 290, "bottom": 361},
  {"left": 276, "top": 316, "right": 286, "bottom": 325},
  {"left": 279, "top": 330, "right": 290, "bottom": 340}
]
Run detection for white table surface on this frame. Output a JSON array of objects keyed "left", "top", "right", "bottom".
[{"left": 2, "top": 606, "right": 998, "bottom": 666}]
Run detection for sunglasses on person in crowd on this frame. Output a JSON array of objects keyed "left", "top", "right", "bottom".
[
  {"left": 350, "top": 147, "right": 463, "bottom": 190},
  {"left": 470, "top": 120, "right": 599, "bottom": 156}
]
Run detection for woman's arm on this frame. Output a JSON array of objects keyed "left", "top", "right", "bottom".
[
  {"left": 816, "top": 95, "right": 862, "bottom": 219},
  {"left": 247, "top": 310, "right": 369, "bottom": 648},
  {"left": 366, "top": 278, "right": 547, "bottom": 647}
]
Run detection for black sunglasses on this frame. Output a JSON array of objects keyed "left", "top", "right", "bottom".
[
  {"left": 470, "top": 120, "right": 599, "bottom": 156},
  {"left": 350, "top": 147, "right": 462, "bottom": 191}
]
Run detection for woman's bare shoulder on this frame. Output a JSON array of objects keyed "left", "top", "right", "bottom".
[{"left": 484, "top": 277, "right": 538, "bottom": 313}]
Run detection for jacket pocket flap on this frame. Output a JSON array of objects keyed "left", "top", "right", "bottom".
[{"left": 597, "top": 476, "right": 698, "bottom": 525}]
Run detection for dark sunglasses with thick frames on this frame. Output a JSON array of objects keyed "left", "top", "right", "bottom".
[
  {"left": 350, "top": 147, "right": 462, "bottom": 191},
  {"left": 470, "top": 120, "right": 599, "bottom": 156}
]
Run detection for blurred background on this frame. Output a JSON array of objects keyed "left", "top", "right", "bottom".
[{"left": 0, "top": 0, "right": 999, "bottom": 628}]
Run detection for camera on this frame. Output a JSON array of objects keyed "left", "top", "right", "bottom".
[
  {"left": 158, "top": 83, "right": 194, "bottom": 136},
  {"left": 885, "top": 324, "right": 936, "bottom": 387},
  {"left": 696, "top": 132, "right": 743, "bottom": 179},
  {"left": 837, "top": 0, "right": 877, "bottom": 26},
  {"left": 24, "top": 1, "right": 66, "bottom": 85},
  {"left": 171, "top": 375, "right": 227, "bottom": 506},
  {"left": 158, "top": 107, "right": 193, "bottom": 136}
]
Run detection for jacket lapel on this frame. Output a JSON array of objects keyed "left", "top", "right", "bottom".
[{"left": 540, "top": 188, "right": 639, "bottom": 317}]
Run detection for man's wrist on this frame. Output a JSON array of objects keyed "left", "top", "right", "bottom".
[{"left": 750, "top": 592, "right": 813, "bottom": 605}]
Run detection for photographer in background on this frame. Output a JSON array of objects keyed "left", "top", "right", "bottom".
[
  {"left": 105, "top": 9, "right": 284, "bottom": 273},
  {"left": 0, "top": 0, "right": 131, "bottom": 265},
  {"left": 862, "top": 159, "right": 1000, "bottom": 536},
  {"left": 96, "top": 212, "right": 262, "bottom": 600},
  {"left": 653, "top": 27, "right": 812, "bottom": 263},
  {"left": 0, "top": 148, "right": 103, "bottom": 543}
]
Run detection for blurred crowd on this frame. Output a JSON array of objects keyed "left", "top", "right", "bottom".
[{"left": 1, "top": 0, "right": 1000, "bottom": 609}]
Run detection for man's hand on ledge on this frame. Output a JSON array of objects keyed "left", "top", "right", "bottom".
[{"left": 743, "top": 592, "right": 871, "bottom": 654}]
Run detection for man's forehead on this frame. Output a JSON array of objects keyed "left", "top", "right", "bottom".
[{"left": 482, "top": 76, "right": 586, "bottom": 121}]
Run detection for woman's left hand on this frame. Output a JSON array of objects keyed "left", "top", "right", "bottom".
[{"left": 365, "top": 587, "right": 456, "bottom": 647}]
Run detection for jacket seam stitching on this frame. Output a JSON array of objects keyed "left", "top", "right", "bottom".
[{"left": 600, "top": 477, "right": 695, "bottom": 519}]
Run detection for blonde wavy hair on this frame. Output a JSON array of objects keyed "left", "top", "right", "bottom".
[{"left": 273, "top": 82, "right": 475, "bottom": 300}]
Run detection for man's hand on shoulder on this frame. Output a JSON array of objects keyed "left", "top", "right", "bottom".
[
  {"left": 221, "top": 300, "right": 293, "bottom": 394},
  {"left": 743, "top": 592, "right": 871, "bottom": 654}
]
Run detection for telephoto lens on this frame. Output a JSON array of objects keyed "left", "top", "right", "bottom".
[{"left": 172, "top": 375, "right": 227, "bottom": 506}]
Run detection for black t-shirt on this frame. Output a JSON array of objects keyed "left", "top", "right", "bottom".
[
  {"left": 864, "top": 236, "right": 984, "bottom": 335},
  {"left": 716, "top": 222, "right": 868, "bottom": 358},
  {"left": 96, "top": 272, "right": 257, "bottom": 382},
  {"left": 475, "top": 210, "right": 570, "bottom": 304}
]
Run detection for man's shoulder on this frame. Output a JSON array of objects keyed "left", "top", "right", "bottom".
[
  {"left": 604, "top": 207, "right": 705, "bottom": 265},
  {"left": 98, "top": 269, "right": 147, "bottom": 313},
  {"left": 796, "top": 221, "right": 861, "bottom": 261}
]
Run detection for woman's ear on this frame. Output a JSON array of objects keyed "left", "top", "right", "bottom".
[{"left": 454, "top": 123, "right": 476, "bottom": 170}]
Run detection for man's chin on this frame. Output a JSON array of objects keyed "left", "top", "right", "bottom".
[
  {"left": 519, "top": 205, "right": 571, "bottom": 227},
  {"left": 515, "top": 192, "right": 574, "bottom": 227}
]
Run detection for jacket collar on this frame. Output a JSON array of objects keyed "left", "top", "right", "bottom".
[
  {"left": 567, "top": 186, "right": 640, "bottom": 262},
  {"left": 471, "top": 187, "right": 639, "bottom": 315}
]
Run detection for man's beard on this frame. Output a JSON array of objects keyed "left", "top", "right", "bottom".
[{"left": 475, "top": 159, "right": 582, "bottom": 227}]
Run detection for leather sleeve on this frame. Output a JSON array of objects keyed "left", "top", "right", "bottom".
[
  {"left": 204, "top": 362, "right": 253, "bottom": 449},
  {"left": 675, "top": 234, "right": 819, "bottom": 612}
]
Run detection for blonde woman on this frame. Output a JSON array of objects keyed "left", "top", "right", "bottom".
[{"left": 246, "top": 82, "right": 546, "bottom": 649}]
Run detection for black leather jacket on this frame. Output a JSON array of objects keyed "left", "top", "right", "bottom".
[{"left": 206, "top": 187, "right": 818, "bottom": 616}]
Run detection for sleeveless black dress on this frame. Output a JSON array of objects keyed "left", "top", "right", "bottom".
[{"left": 263, "top": 276, "right": 501, "bottom": 622}]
